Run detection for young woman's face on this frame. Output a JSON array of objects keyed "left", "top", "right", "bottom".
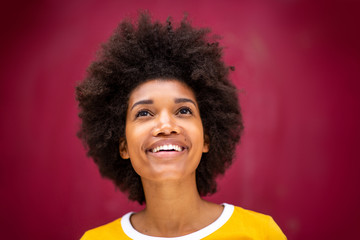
[{"left": 120, "top": 79, "right": 209, "bottom": 182}]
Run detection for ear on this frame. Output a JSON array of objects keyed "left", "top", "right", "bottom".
[
  {"left": 202, "top": 134, "right": 210, "bottom": 153},
  {"left": 119, "top": 138, "right": 130, "bottom": 159}
]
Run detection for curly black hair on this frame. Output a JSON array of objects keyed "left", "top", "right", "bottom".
[{"left": 76, "top": 12, "right": 243, "bottom": 204}]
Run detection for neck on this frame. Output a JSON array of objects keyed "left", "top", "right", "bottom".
[
  {"left": 131, "top": 174, "right": 221, "bottom": 237},
  {"left": 144, "top": 174, "right": 203, "bottom": 214}
]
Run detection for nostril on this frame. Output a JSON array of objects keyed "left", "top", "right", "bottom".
[{"left": 152, "top": 125, "right": 181, "bottom": 136}]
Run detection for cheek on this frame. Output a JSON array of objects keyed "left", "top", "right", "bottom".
[
  {"left": 125, "top": 125, "right": 139, "bottom": 151},
  {"left": 125, "top": 126, "right": 149, "bottom": 176},
  {"left": 188, "top": 121, "right": 205, "bottom": 141},
  {"left": 125, "top": 122, "right": 152, "bottom": 156},
  {"left": 184, "top": 121, "right": 206, "bottom": 154}
]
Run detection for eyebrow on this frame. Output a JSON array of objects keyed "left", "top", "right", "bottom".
[
  {"left": 174, "top": 98, "right": 197, "bottom": 107},
  {"left": 130, "top": 98, "right": 196, "bottom": 110},
  {"left": 130, "top": 100, "right": 153, "bottom": 110}
]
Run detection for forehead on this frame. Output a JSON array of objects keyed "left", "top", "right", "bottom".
[{"left": 128, "top": 79, "right": 197, "bottom": 104}]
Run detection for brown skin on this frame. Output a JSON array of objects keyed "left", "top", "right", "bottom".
[{"left": 119, "top": 79, "right": 223, "bottom": 237}]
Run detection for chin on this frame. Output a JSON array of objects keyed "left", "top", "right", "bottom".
[{"left": 146, "top": 169, "right": 194, "bottom": 182}]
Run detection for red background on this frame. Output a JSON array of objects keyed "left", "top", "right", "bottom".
[{"left": 1, "top": 0, "right": 359, "bottom": 239}]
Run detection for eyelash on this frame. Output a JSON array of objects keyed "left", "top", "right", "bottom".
[
  {"left": 177, "top": 107, "right": 192, "bottom": 115},
  {"left": 134, "top": 107, "right": 193, "bottom": 119},
  {"left": 135, "top": 109, "right": 153, "bottom": 118}
]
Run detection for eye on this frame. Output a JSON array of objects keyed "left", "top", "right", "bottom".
[
  {"left": 177, "top": 107, "right": 192, "bottom": 115},
  {"left": 135, "top": 110, "right": 152, "bottom": 118}
]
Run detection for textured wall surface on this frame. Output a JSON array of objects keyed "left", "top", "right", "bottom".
[{"left": 1, "top": 0, "right": 359, "bottom": 239}]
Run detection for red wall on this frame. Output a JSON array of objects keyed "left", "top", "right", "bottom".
[{"left": 1, "top": 1, "right": 359, "bottom": 239}]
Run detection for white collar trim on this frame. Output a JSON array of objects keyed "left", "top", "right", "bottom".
[{"left": 120, "top": 203, "right": 234, "bottom": 240}]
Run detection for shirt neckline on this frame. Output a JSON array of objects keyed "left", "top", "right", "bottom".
[{"left": 120, "top": 203, "right": 234, "bottom": 240}]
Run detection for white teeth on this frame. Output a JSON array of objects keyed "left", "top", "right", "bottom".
[{"left": 151, "top": 144, "right": 183, "bottom": 153}]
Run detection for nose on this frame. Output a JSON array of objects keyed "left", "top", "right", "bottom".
[{"left": 152, "top": 111, "right": 181, "bottom": 136}]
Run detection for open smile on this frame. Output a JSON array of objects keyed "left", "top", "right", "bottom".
[
  {"left": 145, "top": 140, "right": 189, "bottom": 158},
  {"left": 150, "top": 144, "right": 185, "bottom": 153}
]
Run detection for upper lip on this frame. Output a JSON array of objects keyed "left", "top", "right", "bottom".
[{"left": 146, "top": 139, "right": 189, "bottom": 152}]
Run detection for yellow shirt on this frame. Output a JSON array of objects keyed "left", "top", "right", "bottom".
[{"left": 81, "top": 203, "right": 286, "bottom": 240}]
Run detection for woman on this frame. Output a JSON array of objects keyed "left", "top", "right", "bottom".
[{"left": 77, "top": 12, "right": 286, "bottom": 239}]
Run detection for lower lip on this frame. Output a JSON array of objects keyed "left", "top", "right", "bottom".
[{"left": 147, "top": 149, "right": 187, "bottom": 159}]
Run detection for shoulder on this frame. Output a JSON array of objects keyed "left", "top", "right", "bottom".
[
  {"left": 207, "top": 204, "right": 287, "bottom": 239},
  {"left": 232, "top": 205, "right": 275, "bottom": 224},
  {"left": 80, "top": 217, "right": 130, "bottom": 240}
]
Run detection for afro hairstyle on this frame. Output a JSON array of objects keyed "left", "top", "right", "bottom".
[{"left": 76, "top": 12, "right": 243, "bottom": 204}]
